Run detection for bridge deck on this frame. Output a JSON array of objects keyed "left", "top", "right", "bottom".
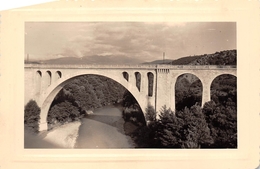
[{"left": 24, "top": 64, "right": 237, "bottom": 70}]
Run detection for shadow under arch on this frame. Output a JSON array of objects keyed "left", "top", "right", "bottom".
[
  {"left": 39, "top": 73, "right": 146, "bottom": 131},
  {"left": 210, "top": 74, "right": 237, "bottom": 105},
  {"left": 175, "top": 73, "right": 203, "bottom": 111}
]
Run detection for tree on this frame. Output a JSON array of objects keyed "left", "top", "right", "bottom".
[
  {"left": 47, "top": 101, "right": 80, "bottom": 125},
  {"left": 24, "top": 100, "right": 41, "bottom": 133},
  {"left": 177, "top": 104, "right": 213, "bottom": 148},
  {"left": 145, "top": 105, "right": 157, "bottom": 122},
  {"left": 154, "top": 105, "right": 213, "bottom": 148},
  {"left": 155, "top": 106, "right": 183, "bottom": 148},
  {"left": 206, "top": 74, "right": 237, "bottom": 148},
  {"left": 202, "top": 100, "right": 237, "bottom": 148}
]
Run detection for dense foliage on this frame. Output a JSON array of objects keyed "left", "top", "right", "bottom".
[
  {"left": 170, "top": 50, "right": 236, "bottom": 65},
  {"left": 24, "top": 100, "right": 41, "bottom": 133},
  {"left": 203, "top": 74, "right": 237, "bottom": 148},
  {"left": 175, "top": 74, "right": 202, "bottom": 111},
  {"left": 188, "top": 50, "right": 237, "bottom": 65},
  {"left": 47, "top": 75, "right": 126, "bottom": 128},
  {"left": 132, "top": 105, "right": 213, "bottom": 148}
]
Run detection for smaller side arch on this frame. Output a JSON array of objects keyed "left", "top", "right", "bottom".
[
  {"left": 54, "top": 71, "right": 62, "bottom": 82},
  {"left": 147, "top": 72, "right": 154, "bottom": 97},
  {"left": 122, "top": 71, "right": 129, "bottom": 81},
  {"left": 135, "top": 72, "right": 141, "bottom": 91},
  {"left": 56, "top": 71, "right": 62, "bottom": 78},
  {"left": 36, "top": 70, "right": 42, "bottom": 93},
  {"left": 46, "top": 70, "right": 52, "bottom": 87},
  {"left": 36, "top": 70, "right": 42, "bottom": 77}
]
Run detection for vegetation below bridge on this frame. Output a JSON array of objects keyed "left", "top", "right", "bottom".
[{"left": 24, "top": 49, "right": 237, "bottom": 148}]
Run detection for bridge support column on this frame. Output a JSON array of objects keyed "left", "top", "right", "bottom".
[
  {"left": 39, "top": 122, "right": 48, "bottom": 131},
  {"left": 141, "top": 72, "right": 148, "bottom": 95},
  {"left": 170, "top": 76, "right": 177, "bottom": 112},
  {"left": 155, "top": 69, "right": 171, "bottom": 113},
  {"left": 201, "top": 80, "right": 211, "bottom": 107}
]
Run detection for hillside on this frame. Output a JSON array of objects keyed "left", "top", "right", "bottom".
[
  {"left": 143, "top": 49, "right": 237, "bottom": 65},
  {"left": 142, "top": 59, "right": 173, "bottom": 65},
  {"left": 187, "top": 50, "right": 236, "bottom": 65}
]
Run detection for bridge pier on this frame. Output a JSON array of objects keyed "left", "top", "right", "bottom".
[
  {"left": 39, "top": 122, "right": 48, "bottom": 131},
  {"left": 201, "top": 80, "right": 211, "bottom": 107},
  {"left": 155, "top": 68, "right": 172, "bottom": 113},
  {"left": 170, "top": 76, "right": 177, "bottom": 112}
]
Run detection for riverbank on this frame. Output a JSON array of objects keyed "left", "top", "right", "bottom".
[
  {"left": 24, "top": 121, "right": 81, "bottom": 148},
  {"left": 24, "top": 105, "right": 139, "bottom": 149},
  {"left": 43, "top": 121, "right": 81, "bottom": 148}
]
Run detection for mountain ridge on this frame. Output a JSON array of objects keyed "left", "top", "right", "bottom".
[{"left": 25, "top": 49, "right": 236, "bottom": 66}]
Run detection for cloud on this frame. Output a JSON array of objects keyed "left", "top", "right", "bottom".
[{"left": 25, "top": 22, "right": 236, "bottom": 63}]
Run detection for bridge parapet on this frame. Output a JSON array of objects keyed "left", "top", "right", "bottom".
[{"left": 25, "top": 64, "right": 236, "bottom": 70}]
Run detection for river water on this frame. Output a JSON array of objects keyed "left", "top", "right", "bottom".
[{"left": 75, "top": 105, "right": 135, "bottom": 148}]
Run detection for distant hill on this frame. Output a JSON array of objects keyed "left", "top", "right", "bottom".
[
  {"left": 25, "top": 49, "right": 236, "bottom": 66},
  {"left": 24, "top": 60, "right": 41, "bottom": 64},
  {"left": 28, "top": 54, "right": 142, "bottom": 65},
  {"left": 143, "top": 49, "right": 237, "bottom": 65},
  {"left": 142, "top": 59, "right": 173, "bottom": 65},
  {"left": 41, "top": 57, "right": 87, "bottom": 65}
]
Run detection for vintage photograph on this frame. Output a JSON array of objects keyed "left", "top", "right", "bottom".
[{"left": 24, "top": 22, "right": 237, "bottom": 149}]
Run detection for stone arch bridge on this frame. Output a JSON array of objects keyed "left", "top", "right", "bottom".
[{"left": 24, "top": 64, "right": 236, "bottom": 131}]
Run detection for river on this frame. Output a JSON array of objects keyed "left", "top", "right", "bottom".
[{"left": 75, "top": 105, "right": 135, "bottom": 148}]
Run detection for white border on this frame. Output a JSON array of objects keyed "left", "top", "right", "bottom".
[{"left": 0, "top": 1, "right": 259, "bottom": 168}]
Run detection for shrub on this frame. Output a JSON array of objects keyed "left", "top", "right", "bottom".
[
  {"left": 24, "top": 100, "right": 41, "bottom": 133},
  {"left": 47, "top": 101, "right": 80, "bottom": 126}
]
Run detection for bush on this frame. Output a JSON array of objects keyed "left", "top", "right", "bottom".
[
  {"left": 24, "top": 100, "right": 41, "bottom": 133},
  {"left": 47, "top": 101, "right": 80, "bottom": 126},
  {"left": 123, "top": 107, "right": 146, "bottom": 126}
]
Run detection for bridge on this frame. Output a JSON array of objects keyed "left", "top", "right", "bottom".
[{"left": 24, "top": 64, "right": 236, "bottom": 131}]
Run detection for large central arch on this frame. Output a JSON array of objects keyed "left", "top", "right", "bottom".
[{"left": 38, "top": 71, "right": 146, "bottom": 131}]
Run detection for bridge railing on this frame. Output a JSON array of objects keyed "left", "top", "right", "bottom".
[{"left": 24, "top": 63, "right": 237, "bottom": 70}]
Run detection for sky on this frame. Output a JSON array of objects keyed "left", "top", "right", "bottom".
[{"left": 25, "top": 22, "right": 236, "bottom": 64}]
